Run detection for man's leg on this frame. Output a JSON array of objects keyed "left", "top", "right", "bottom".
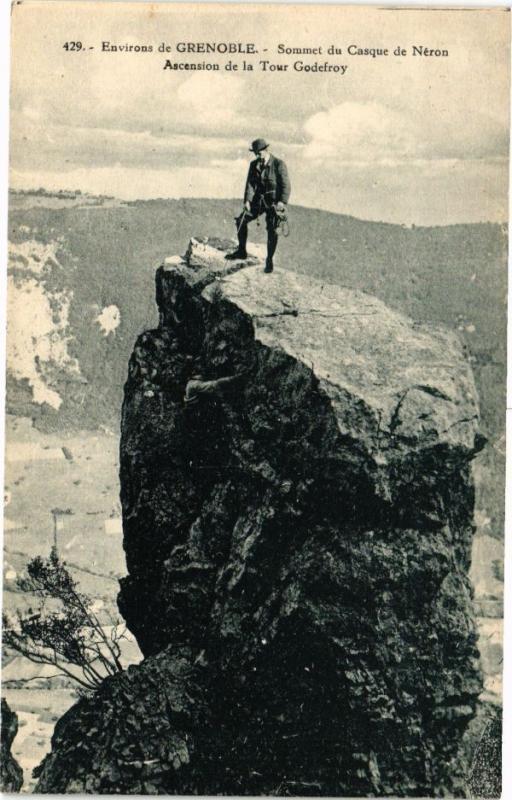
[
  {"left": 225, "top": 209, "right": 255, "bottom": 259},
  {"left": 264, "top": 211, "right": 278, "bottom": 272}
]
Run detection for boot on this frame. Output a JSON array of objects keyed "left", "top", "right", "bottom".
[
  {"left": 225, "top": 215, "right": 248, "bottom": 260},
  {"left": 225, "top": 249, "right": 248, "bottom": 260},
  {"left": 264, "top": 229, "right": 277, "bottom": 272}
]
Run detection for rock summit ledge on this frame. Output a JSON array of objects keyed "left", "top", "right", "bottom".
[
  {"left": 159, "top": 236, "right": 480, "bottom": 460},
  {"left": 35, "top": 237, "right": 484, "bottom": 796}
]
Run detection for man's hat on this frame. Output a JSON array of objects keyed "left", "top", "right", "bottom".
[{"left": 250, "top": 138, "right": 269, "bottom": 153}]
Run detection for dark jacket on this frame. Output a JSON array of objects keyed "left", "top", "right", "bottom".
[{"left": 244, "top": 155, "right": 291, "bottom": 206}]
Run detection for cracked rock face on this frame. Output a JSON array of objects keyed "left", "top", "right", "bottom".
[
  {"left": 1, "top": 699, "right": 23, "bottom": 793},
  {"left": 36, "top": 237, "right": 483, "bottom": 795}
]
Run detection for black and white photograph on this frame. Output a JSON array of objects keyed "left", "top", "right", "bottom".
[{"left": 1, "top": 2, "right": 509, "bottom": 796}]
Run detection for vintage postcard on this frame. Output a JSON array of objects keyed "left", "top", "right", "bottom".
[{"left": 1, "top": 1, "right": 509, "bottom": 796}]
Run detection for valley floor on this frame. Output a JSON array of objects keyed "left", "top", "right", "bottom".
[{"left": 2, "top": 415, "right": 142, "bottom": 790}]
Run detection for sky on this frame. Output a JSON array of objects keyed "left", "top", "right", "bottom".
[{"left": 8, "top": 1, "right": 511, "bottom": 225}]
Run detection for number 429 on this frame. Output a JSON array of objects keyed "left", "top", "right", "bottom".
[{"left": 63, "top": 42, "right": 83, "bottom": 51}]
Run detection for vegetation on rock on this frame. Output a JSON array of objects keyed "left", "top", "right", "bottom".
[{"left": 3, "top": 547, "right": 126, "bottom": 691}]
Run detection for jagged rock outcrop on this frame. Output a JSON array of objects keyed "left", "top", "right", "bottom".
[
  {"left": 1, "top": 699, "right": 23, "bottom": 792},
  {"left": 34, "top": 647, "right": 210, "bottom": 793},
  {"left": 36, "top": 237, "right": 484, "bottom": 795}
]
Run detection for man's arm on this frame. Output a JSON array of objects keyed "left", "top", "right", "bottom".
[
  {"left": 276, "top": 159, "right": 291, "bottom": 204},
  {"left": 184, "top": 374, "right": 243, "bottom": 404},
  {"left": 244, "top": 162, "right": 256, "bottom": 204}
]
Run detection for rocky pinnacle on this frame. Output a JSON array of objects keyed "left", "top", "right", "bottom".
[{"left": 35, "top": 237, "right": 483, "bottom": 796}]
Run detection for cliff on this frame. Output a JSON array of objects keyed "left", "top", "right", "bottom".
[{"left": 35, "top": 237, "right": 484, "bottom": 795}]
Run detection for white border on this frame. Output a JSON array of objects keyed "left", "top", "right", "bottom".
[{"left": 0, "top": 4, "right": 509, "bottom": 800}]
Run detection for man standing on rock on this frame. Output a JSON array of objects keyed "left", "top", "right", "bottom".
[{"left": 226, "top": 138, "right": 291, "bottom": 273}]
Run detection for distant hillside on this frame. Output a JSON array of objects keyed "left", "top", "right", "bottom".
[
  {"left": 7, "top": 191, "right": 507, "bottom": 536},
  {"left": 9, "top": 188, "right": 123, "bottom": 211}
]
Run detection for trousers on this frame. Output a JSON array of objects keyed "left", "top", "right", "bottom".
[{"left": 235, "top": 202, "right": 278, "bottom": 265}]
